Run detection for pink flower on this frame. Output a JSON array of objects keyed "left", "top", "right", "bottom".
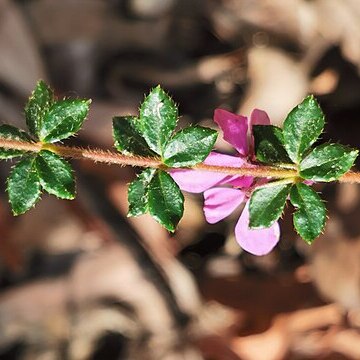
[{"left": 171, "top": 109, "right": 280, "bottom": 256}]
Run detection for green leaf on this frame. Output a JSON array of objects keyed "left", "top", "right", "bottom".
[
  {"left": 249, "top": 183, "right": 292, "bottom": 228},
  {"left": 290, "top": 183, "right": 326, "bottom": 243},
  {"left": 300, "top": 143, "right": 358, "bottom": 182},
  {"left": 113, "top": 116, "right": 155, "bottom": 156},
  {"left": 147, "top": 170, "right": 184, "bottom": 232},
  {"left": 25, "top": 80, "right": 54, "bottom": 138},
  {"left": 128, "top": 168, "right": 156, "bottom": 216},
  {"left": 0, "top": 124, "right": 32, "bottom": 159},
  {"left": 139, "top": 86, "right": 178, "bottom": 155},
  {"left": 39, "top": 99, "right": 91, "bottom": 143},
  {"left": 253, "top": 125, "right": 292, "bottom": 164},
  {"left": 7, "top": 156, "right": 41, "bottom": 215},
  {"left": 283, "top": 95, "right": 325, "bottom": 164},
  {"left": 163, "top": 126, "right": 217, "bottom": 167},
  {"left": 35, "top": 150, "right": 75, "bottom": 199}
]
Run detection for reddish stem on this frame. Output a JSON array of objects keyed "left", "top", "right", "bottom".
[{"left": 0, "top": 137, "right": 358, "bottom": 182}]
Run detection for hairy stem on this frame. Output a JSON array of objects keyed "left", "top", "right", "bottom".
[{"left": 0, "top": 137, "right": 359, "bottom": 182}]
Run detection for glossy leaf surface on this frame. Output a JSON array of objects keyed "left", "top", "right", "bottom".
[
  {"left": 139, "top": 86, "right": 178, "bottom": 155},
  {"left": 7, "top": 156, "right": 41, "bottom": 215},
  {"left": 127, "top": 168, "right": 156, "bottom": 216},
  {"left": 25, "top": 80, "right": 54, "bottom": 138},
  {"left": 39, "top": 99, "right": 90, "bottom": 143},
  {"left": 283, "top": 96, "right": 324, "bottom": 163},
  {"left": 113, "top": 116, "right": 155, "bottom": 156},
  {"left": 147, "top": 170, "right": 184, "bottom": 232},
  {"left": 249, "top": 183, "right": 292, "bottom": 228},
  {"left": 253, "top": 125, "right": 292, "bottom": 164},
  {"left": 290, "top": 183, "right": 326, "bottom": 243},
  {"left": 163, "top": 126, "right": 217, "bottom": 167},
  {"left": 36, "top": 150, "right": 75, "bottom": 199},
  {"left": 300, "top": 143, "right": 358, "bottom": 182}
]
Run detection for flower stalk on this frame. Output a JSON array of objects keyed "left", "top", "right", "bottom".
[{"left": 0, "top": 136, "right": 358, "bottom": 183}]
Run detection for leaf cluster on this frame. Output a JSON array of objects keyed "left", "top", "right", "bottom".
[
  {"left": 1, "top": 82, "right": 217, "bottom": 228},
  {"left": 113, "top": 86, "right": 217, "bottom": 231},
  {"left": 3, "top": 80, "right": 90, "bottom": 214},
  {"left": 251, "top": 96, "right": 358, "bottom": 243}
]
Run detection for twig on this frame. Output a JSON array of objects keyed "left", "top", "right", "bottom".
[{"left": 0, "top": 137, "right": 359, "bottom": 182}]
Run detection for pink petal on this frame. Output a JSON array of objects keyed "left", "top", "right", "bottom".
[
  {"left": 205, "top": 152, "right": 248, "bottom": 167},
  {"left": 170, "top": 169, "right": 223, "bottom": 193},
  {"left": 225, "top": 175, "right": 253, "bottom": 188},
  {"left": 250, "top": 109, "right": 271, "bottom": 126},
  {"left": 304, "top": 180, "right": 314, "bottom": 186},
  {"left": 170, "top": 152, "right": 249, "bottom": 193},
  {"left": 214, "top": 151, "right": 254, "bottom": 189},
  {"left": 214, "top": 109, "right": 248, "bottom": 156},
  {"left": 204, "top": 187, "right": 246, "bottom": 224},
  {"left": 235, "top": 201, "right": 280, "bottom": 256}
]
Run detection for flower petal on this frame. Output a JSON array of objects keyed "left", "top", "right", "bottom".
[
  {"left": 204, "top": 187, "right": 246, "bottom": 224},
  {"left": 170, "top": 152, "right": 249, "bottom": 193},
  {"left": 225, "top": 175, "right": 253, "bottom": 188},
  {"left": 235, "top": 201, "right": 280, "bottom": 256},
  {"left": 205, "top": 151, "right": 248, "bottom": 167},
  {"left": 214, "top": 109, "right": 248, "bottom": 156},
  {"left": 250, "top": 109, "right": 271, "bottom": 126},
  {"left": 214, "top": 151, "right": 254, "bottom": 189}
]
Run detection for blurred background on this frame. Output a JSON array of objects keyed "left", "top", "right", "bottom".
[{"left": 1, "top": 0, "right": 360, "bottom": 359}]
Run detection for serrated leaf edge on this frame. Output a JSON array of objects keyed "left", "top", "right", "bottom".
[{"left": 6, "top": 156, "right": 42, "bottom": 215}]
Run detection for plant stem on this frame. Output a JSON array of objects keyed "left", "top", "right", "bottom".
[
  {"left": 0, "top": 137, "right": 359, "bottom": 183},
  {"left": 192, "top": 162, "right": 297, "bottom": 178}
]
